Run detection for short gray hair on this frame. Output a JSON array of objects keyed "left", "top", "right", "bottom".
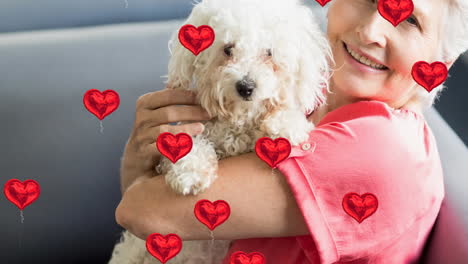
[{"left": 416, "top": 0, "right": 468, "bottom": 110}]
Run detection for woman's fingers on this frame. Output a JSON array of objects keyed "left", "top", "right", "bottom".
[
  {"left": 133, "top": 105, "right": 211, "bottom": 131},
  {"left": 144, "top": 105, "right": 212, "bottom": 128},
  {"left": 137, "top": 89, "right": 199, "bottom": 110},
  {"left": 159, "top": 122, "right": 206, "bottom": 136}
]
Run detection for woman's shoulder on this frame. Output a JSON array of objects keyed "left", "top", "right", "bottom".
[
  {"left": 303, "top": 100, "right": 435, "bottom": 163},
  {"left": 298, "top": 99, "right": 443, "bottom": 193},
  {"left": 316, "top": 100, "right": 425, "bottom": 127}
]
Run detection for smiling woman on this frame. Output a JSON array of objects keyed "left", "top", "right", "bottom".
[
  {"left": 322, "top": 0, "right": 468, "bottom": 115},
  {"left": 114, "top": 0, "right": 468, "bottom": 263}
]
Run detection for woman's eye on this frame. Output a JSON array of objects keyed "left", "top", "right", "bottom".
[
  {"left": 406, "top": 16, "right": 419, "bottom": 27},
  {"left": 224, "top": 45, "right": 234, "bottom": 56}
]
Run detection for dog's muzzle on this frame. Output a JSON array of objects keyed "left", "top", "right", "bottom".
[{"left": 236, "top": 76, "right": 256, "bottom": 100}]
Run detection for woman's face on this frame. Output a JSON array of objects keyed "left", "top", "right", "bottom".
[{"left": 326, "top": 0, "right": 447, "bottom": 109}]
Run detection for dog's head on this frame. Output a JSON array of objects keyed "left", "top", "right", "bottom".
[{"left": 166, "top": 0, "right": 332, "bottom": 122}]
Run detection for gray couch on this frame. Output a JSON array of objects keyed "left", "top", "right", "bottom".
[{"left": 0, "top": 1, "right": 466, "bottom": 263}]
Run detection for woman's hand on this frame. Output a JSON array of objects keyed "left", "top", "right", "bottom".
[{"left": 120, "top": 88, "right": 212, "bottom": 193}]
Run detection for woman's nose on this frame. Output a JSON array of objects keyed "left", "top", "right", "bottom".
[{"left": 356, "top": 11, "right": 389, "bottom": 48}]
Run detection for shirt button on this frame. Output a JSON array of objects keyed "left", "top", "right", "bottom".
[{"left": 301, "top": 143, "right": 311, "bottom": 150}]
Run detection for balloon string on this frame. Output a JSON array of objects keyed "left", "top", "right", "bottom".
[
  {"left": 19, "top": 210, "right": 24, "bottom": 249},
  {"left": 209, "top": 230, "right": 215, "bottom": 264},
  {"left": 99, "top": 120, "right": 104, "bottom": 134}
]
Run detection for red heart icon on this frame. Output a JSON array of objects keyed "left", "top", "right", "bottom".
[
  {"left": 83, "top": 89, "right": 120, "bottom": 120},
  {"left": 411, "top": 61, "right": 448, "bottom": 92},
  {"left": 377, "top": 0, "right": 414, "bottom": 27},
  {"left": 229, "top": 251, "right": 266, "bottom": 264},
  {"left": 156, "top": 132, "right": 193, "bottom": 163},
  {"left": 4, "top": 179, "right": 40, "bottom": 210},
  {"left": 194, "top": 199, "right": 231, "bottom": 231},
  {"left": 146, "top": 233, "right": 182, "bottom": 263},
  {"left": 178, "top": 24, "right": 215, "bottom": 56},
  {"left": 342, "top": 192, "right": 378, "bottom": 223},
  {"left": 255, "top": 137, "right": 291, "bottom": 168},
  {"left": 315, "top": 0, "right": 332, "bottom": 7}
]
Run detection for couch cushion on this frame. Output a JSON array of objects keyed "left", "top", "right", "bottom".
[
  {"left": 0, "top": 0, "right": 194, "bottom": 33},
  {"left": 0, "top": 20, "right": 179, "bottom": 264}
]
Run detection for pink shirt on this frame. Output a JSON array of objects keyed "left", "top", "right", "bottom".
[{"left": 222, "top": 100, "right": 445, "bottom": 264}]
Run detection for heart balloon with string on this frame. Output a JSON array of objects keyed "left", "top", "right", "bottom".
[
  {"left": 342, "top": 192, "right": 379, "bottom": 223},
  {"left": 146, "top": 233, "right": 182, "bottom": 263},
  {"left": 83, "top": 89, "right": 120, "bottom": 120},
  {"left": 377, "top": 0, "right": 414, "bottom": 27},
  {"left": 4, "top": 179, "right": 40, "bottom": 210},
  {"left": 156, "top": 132, "right": 193, "bottom": 163},
  {"left": 229, "top": 251, "right": 266, "bottom": 264},
  {"left": 411, "top": 61, "right": 448, "bottom": 93},
  {"left": 194, "top": 199, "right": 231, "bottom": 231},
  {"left": 315, "top": 0, "right": 332, "bottom": 6},
  {"left": 179, "top": 24, "right": 215, "bottom": 56},
  {"left": 255, "top": 137, "right": 291, "bottom": 168}
]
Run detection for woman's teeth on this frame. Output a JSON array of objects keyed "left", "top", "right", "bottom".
[{"left": 345, "top": 45, "right": 387, "bottom": 70}]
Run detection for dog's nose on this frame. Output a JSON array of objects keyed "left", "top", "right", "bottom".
[{"left": 236, "top": 77, "right": 256, "bottom": 99}]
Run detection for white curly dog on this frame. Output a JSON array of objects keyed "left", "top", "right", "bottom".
[{"left": 109, "top": 0, "right": 332, "bottom": 263}]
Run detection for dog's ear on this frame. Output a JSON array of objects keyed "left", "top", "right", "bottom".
[
  {"left": 165, "top": 27, "right": 197, "bottom": 92},
  {"left": 294, "top": 8, "right": 332, "bottom": 114},
  {"left": 165, "top": 2, "right": 214, "bottom": 92}
]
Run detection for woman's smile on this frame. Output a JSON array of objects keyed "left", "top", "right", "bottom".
[{"left": 342, "top": 41, "right": 389, "bottom": 74}]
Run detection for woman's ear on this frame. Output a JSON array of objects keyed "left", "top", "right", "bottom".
[{"left": 165, "top": 2, "right": 213, "bottom": 91}]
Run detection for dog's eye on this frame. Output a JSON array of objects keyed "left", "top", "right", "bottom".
[
  {"left": 224, "top": 45, "right": 234, "bottom": 57},
  {"left": 267, "top": 49, "right": 272, "bottom": 57}
]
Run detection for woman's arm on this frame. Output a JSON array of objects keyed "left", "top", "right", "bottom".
[
  {"left": 119, "top": 139, "right": 161, "bottom": 195},
  {"left": 115, "top": 152, "right": 310, "bottom": 241}
]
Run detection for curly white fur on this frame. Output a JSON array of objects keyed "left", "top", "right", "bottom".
[{"left": 109, "top": 0, "right": 332, "bottom": 263}]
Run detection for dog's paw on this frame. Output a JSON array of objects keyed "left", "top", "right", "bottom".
[
  {"left": 262, "top": 110, "right": 315, "bottom": 145},
  {"left": 160, "top": 134, "right": 219, "bottom": 195},
  {"left": 267, "top": 120, "right": 314, "bottom": 146},
  {"left": 283, "top": 128, "right": 312, "bottom": 146}
]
